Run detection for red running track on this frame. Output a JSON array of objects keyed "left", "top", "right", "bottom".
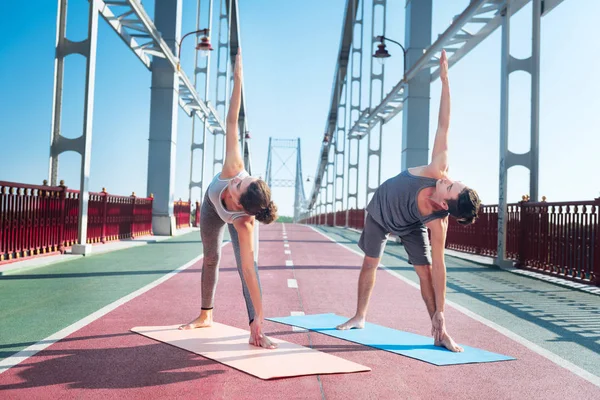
[{"left": 0, "top": 223, "right": 598, "bottom": 399}]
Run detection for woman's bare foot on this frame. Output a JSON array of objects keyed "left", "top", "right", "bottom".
[
  {"left": 249, "top": 332, "right": 278, "bottom": 349},
  {"left": 336, "top": 315, "right": 365, "bottom": 330},
  {"left": 434, "top": 332, "right": 464, "bottom": 352},
  {"left": 179, "top": 310, "right": 213, "bottom": 330}
]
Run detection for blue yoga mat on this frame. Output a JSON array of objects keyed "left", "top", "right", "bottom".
[{"left": 267, "top": 313, "right": 515, "bottom": 366}]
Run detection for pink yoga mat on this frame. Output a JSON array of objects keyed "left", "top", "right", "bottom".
[{"left": 131, "top": 323, "right": 370, "bottom": 380}]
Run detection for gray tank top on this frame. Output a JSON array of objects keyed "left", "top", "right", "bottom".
[
  {"left": 366, "top": 169, "right": 448, "bottom": 234},
  {"left": 206, "top": 170, "right": 250, "bottom": 224}
]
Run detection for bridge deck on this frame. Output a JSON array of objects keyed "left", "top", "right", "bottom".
[{"left": 0, "top": 223, "right": 598, "bottom": 399}]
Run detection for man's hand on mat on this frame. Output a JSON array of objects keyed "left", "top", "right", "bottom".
[
  {"left": 335, "top": 315, "right": 365, "bottom": 330},
  {"left": 431, "top": 311, "right": 447, "bottom": 342},
  {"left": 432, "top": 311, "right": 463, "bottom": 352},
  {"left": 250, "top": 317, "right": 278, "bottom": 349}
]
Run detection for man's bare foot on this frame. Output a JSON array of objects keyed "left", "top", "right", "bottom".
[
  {"left": 249, "top": 332, "right": 278, "bottom": 349},
  {"left": 336, "top": 316, "right": 365, "bottom": 330},
  {"left": 434, "top": 332, "right": 464, "bottom": 352},
  {"left": 179, "top": 310, "right": 213, "bottom": 330}
]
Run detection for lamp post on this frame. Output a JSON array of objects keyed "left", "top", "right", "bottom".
[
  {"left": 373, "top": 35, "right": 406, "bottom": 74},
  {"left": 177, "top": 28, "right": 213, "bottom": 71}
]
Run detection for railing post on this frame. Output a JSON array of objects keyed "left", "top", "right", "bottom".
[
  {"left": 517, "top": 198, "right": 528, "bottom": 268},
  {"left": 186, "top": 200, "right": 189, "bottom": 227},
  {"left": 475, "top": 207, "right": 484, "bottom": 254},
  {"left": 100, "top": 187, "right": 108, "bottom": 244},
  {"left": 175, "top": 199, "right": 181, "bottom": 229},
  {"left": 58, "top": 180, "right": 67, "bottom": 253},
  {"left": 131, "top": 192, "right": 137, "bottom": 239},
  {"left": 594, "top": 197, "right": 600, "bottom": 285},
  {"left": 149, "top": 193, "right": 154, "bottom": 235},
  {"left": 0, "top": 185, "right": 5, "bottom": 261},
  {"left": 541, "top": 196, "right": 549, "bottom": 271}
]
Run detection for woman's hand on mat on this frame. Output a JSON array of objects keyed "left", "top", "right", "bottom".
[
  {"left": 439, "top": 49, "right": 448, "bottom": 82},
  {"left": 250, "top": 317, "right": 278, "bottom": 349}
]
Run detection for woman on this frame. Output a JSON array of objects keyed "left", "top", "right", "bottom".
[
  {"left": 180, "top": 49, "right": 278, "bottom": 350},
  {"left": 336, "top": 50, "right": 480, "bottom": 352}
]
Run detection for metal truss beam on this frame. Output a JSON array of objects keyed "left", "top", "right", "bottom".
[
  {"left": 270, "top": 179, "right": 295, "bottom": 188},
  {"left": 212, "top": 0, "right": 230, "bottom": 175},
  {"left": 265, "top": 138, "right": 306, "bottom": 221},
  {"left": 333, "top": 78, "right": 347, "bottom": 224},
  {"left": 308, "top": 0, "right": 358, "bottom": 210},
  {"left": 345, "top": 0, "right": 364, "bottom": 223},
  {"left": 295, "top": 138, "right": 307, "bottom": 222},
  {"left": 98, "top": 0, "right": 225, "bottom": 133},
  {"left": 365, "top": 0, "right": 386, "bottom": 206},
  {"left": 225, "top": 0, "right": 252, "bottom": 173},
  {"left": 188, "top": 0, "right": 213, "bottom": 203},
  {"left": 347, "top": 0, "right": 565, "bottom": 139}
]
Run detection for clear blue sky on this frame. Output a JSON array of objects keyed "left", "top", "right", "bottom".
[{"left": 0, "top": 0, "right": 597, "bottom": 217}]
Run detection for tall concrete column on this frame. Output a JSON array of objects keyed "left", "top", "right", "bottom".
[
  {"left": 496, "top": 0, "right": 541, "bottom": 267},
  {"left": 49, "top": 0, "right": 100, "bottom": 256},
  {"left": 147, "top": 0, "right": 182, "bottom": 235},
  {"left": 401, "top": 0, "right": 432, "bottom": 170}
]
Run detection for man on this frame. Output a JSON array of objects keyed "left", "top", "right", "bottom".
[{"left": 336, "top": 50, "right": 481, "bottom": 352}]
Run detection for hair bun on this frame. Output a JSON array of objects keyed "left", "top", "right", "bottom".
[
  {"left": 255, "top": 206, "right": 270, "bottom": 220},
  {"left": 457, "top": 214, "right": 478, "bottom": 225}
]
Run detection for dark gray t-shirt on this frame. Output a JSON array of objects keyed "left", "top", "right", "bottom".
[{"left": 366, "top": 170, "right": 448, "bottom": 235}]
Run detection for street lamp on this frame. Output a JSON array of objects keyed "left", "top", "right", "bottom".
[
  {"left": 373, "top": 35, "right": 406, "bottom": 73},
  {"left": 177, "top": 28, "right": 213, "bottom": 71}
]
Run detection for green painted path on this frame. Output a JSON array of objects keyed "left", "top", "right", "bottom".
[{"left": 0, "top": 231, "right": 209, "bottom": 360}]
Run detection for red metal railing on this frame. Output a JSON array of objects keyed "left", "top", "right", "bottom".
[
  {"left": 105, "top": 193, "right": 135, "bottom": 242},
  {"left": 1, "top": 181, "right": 66, "bottom": 260},
  {"left": 133, "top": 196, "right": 153, "bottom": 238},
  {"left": 517, "top": 200, "right": 600, "bottom": 284},
  {"left": 64, "top": 190, "right": 79, "bottom": 247},
  {"left": 1, "top": 181, "right": 154, "bottom": 262},
  {"left": 174, "top": 199, "right": 191, "bottom": 229},
  {"left": 193, "top": 201, "right": 201, "bottom": 227},
  {"left": 300, "top": 198, "right": 600, "bottom": 286},
  {"left": 348, "top": 209, "right": 365, "bottom": 230}
]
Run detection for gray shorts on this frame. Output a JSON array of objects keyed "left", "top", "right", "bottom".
[{"left": 358, "top": 214, "right": 432, "bottom": 265}]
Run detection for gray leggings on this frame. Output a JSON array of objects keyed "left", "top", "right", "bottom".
[{"left": 200, "top": 195, "right": 261, "bottom": 324}]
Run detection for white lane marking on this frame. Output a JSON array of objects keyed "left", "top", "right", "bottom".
[
  {"left": 284, "top": 250, "right": 291, "bottom": 255},
  {"left": 308, "top": 226, "right": 600, "bottom": 388},
  {"left": 285, "top": 260, "right": 293, "bottom": 267},
  {"left": 290, "top": 311, "right": 307, "bottom": 332},
  {"left": 287, "top": 279, "right": 298, "bottom": 288},
  {"left": 284, "top": 244, "right": 290, "bottom": 248},
  {"left": 0, "top": 243, "right": 230, "bottom": 375}
]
